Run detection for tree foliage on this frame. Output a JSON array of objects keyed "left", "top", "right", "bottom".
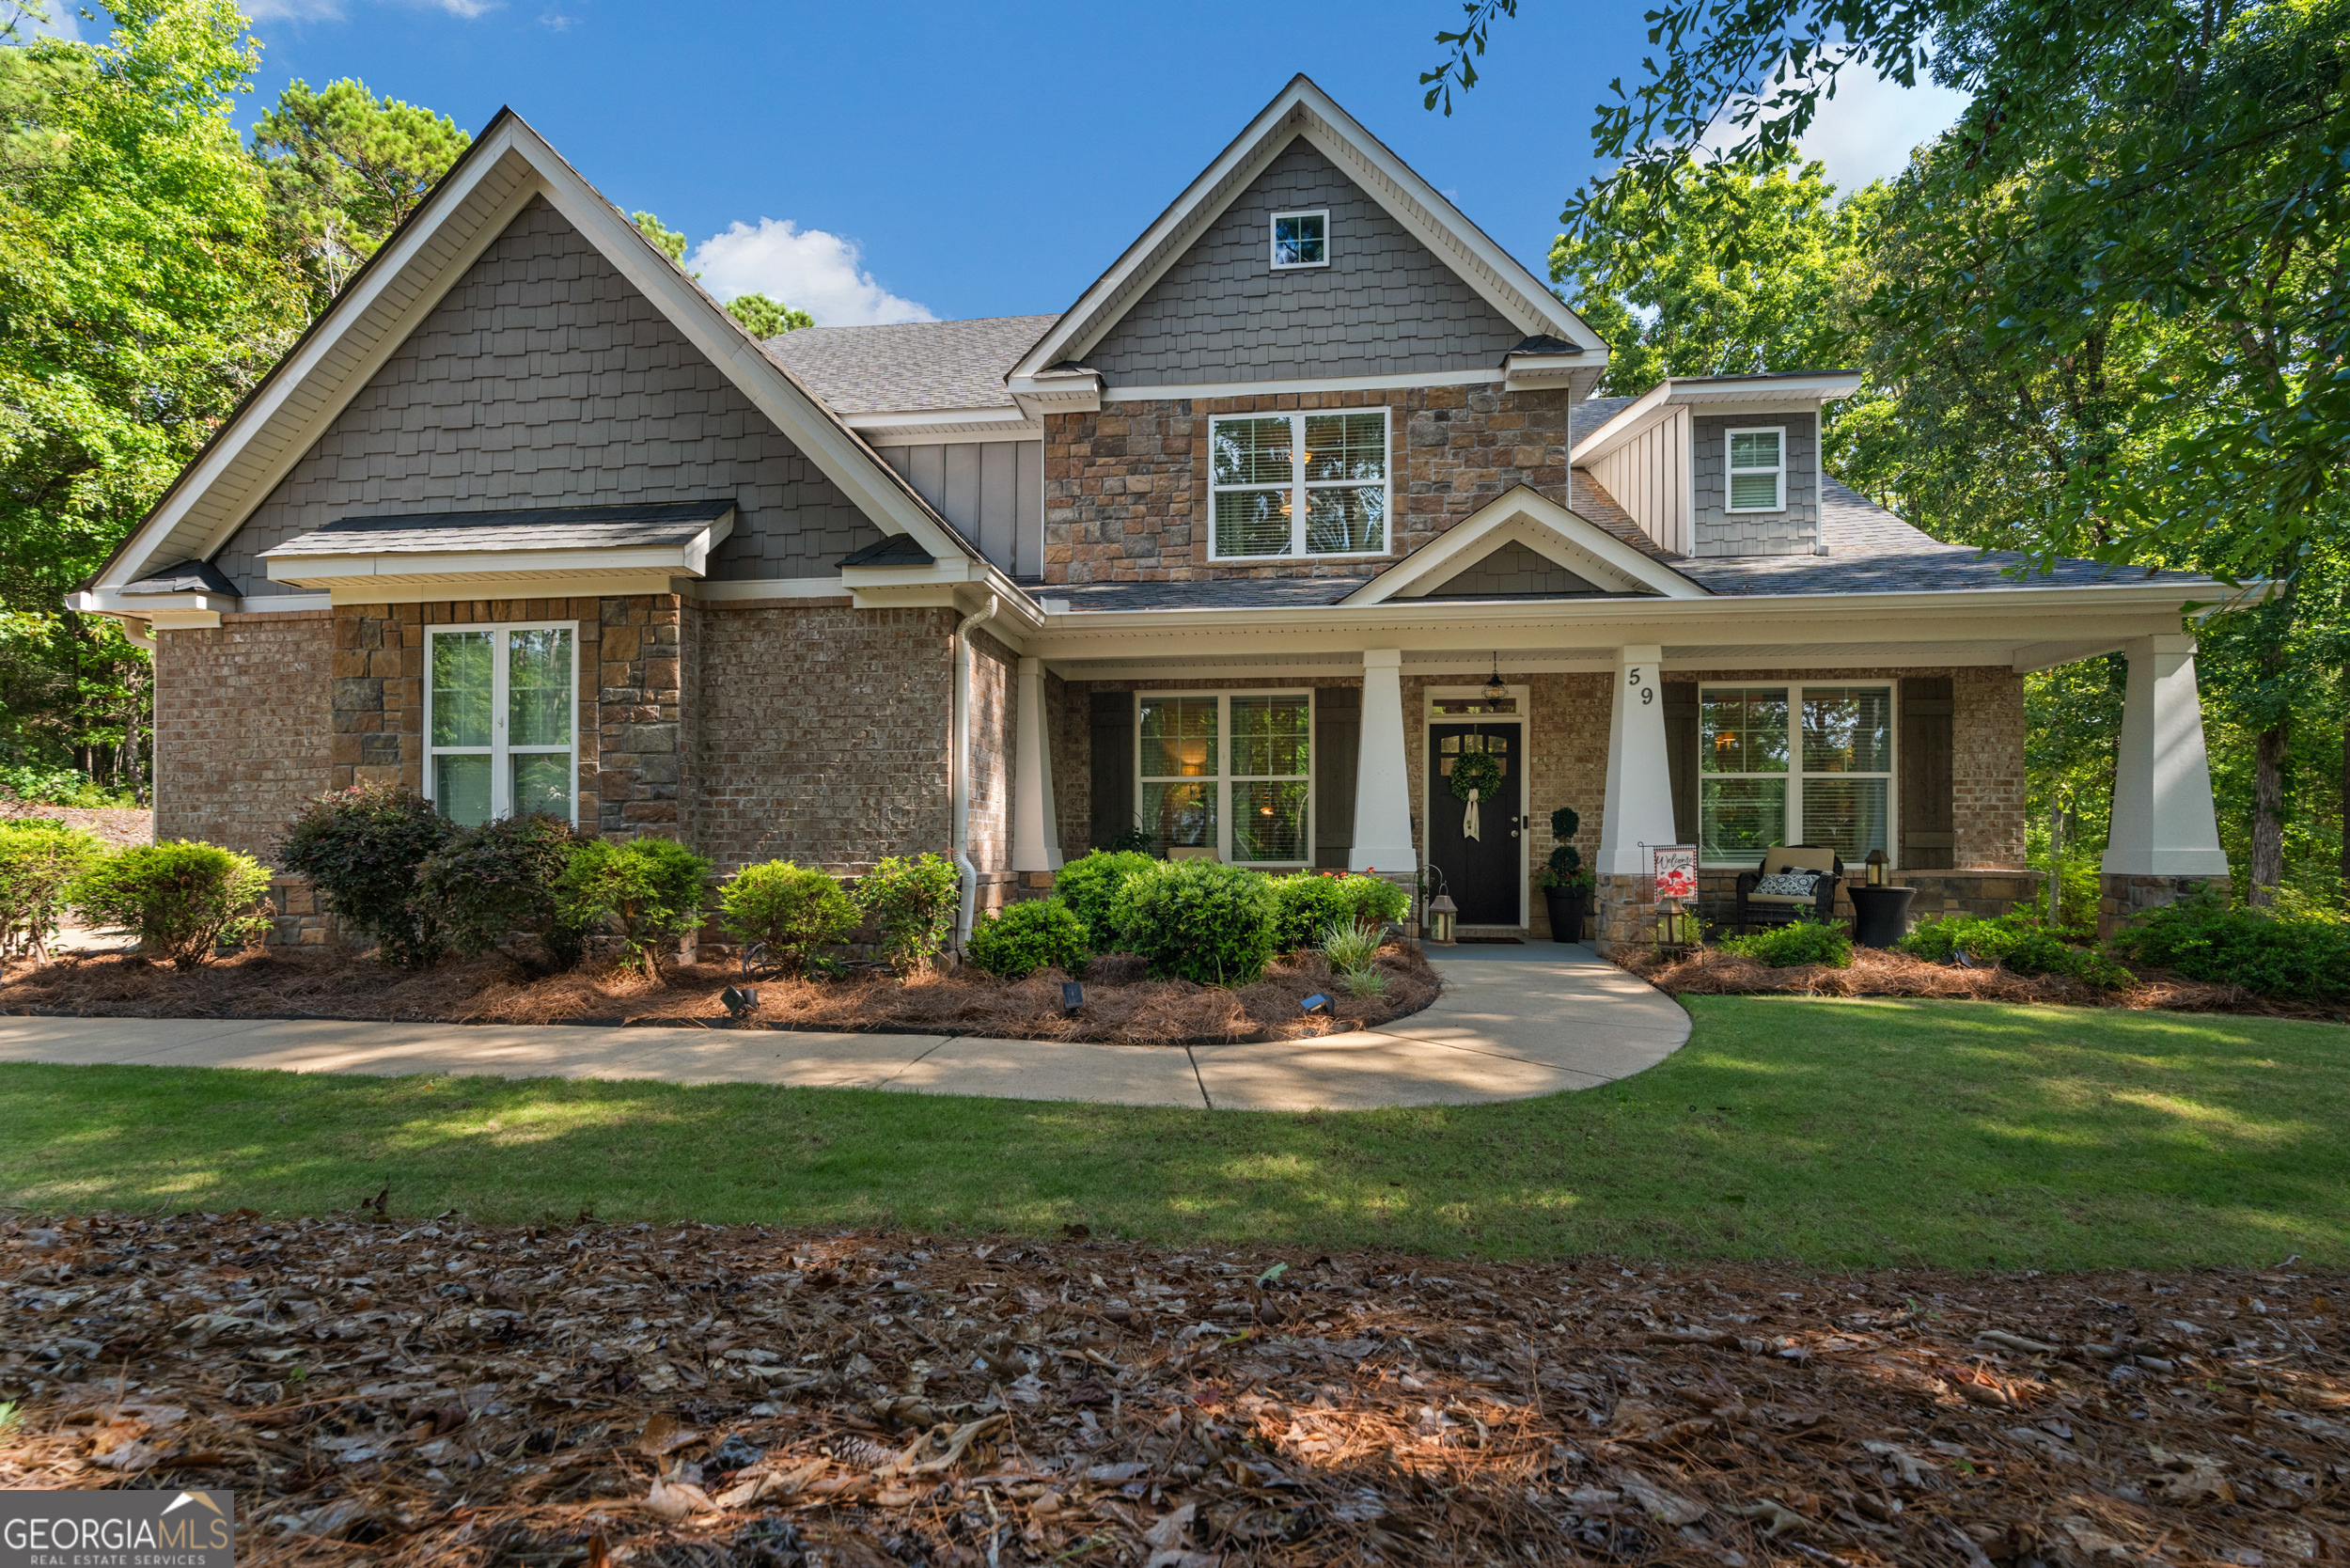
[{"left": 726, "top": 290, "right": 811, "bottom": 338}]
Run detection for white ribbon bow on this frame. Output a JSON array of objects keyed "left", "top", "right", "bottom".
[{"left": 1463, "top": 788, "right": 1481, "bottom": 841}]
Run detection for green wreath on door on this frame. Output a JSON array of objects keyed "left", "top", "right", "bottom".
[{"left": 1448, "top": 750, "right": 1504, "bottom": 803}]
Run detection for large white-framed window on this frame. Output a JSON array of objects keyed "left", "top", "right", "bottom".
[
  {"left": 1270, "top": 209, "right": 1327, "bottom": 269},
  {"left": 1699, "top": 682, "right": 1893, "bottom": 868},
  {"left": 1136, "top": 690, "right": 1312, "bottom": 864},
  {"left": 1725, "top": 426, "right": 1786, "bottom": 512},
  {"left": 1208, "top": 409, "right": 1390, "bottom": 560},
  {"left": 425, "top": 621, "right": 578, "bottom": 827}
]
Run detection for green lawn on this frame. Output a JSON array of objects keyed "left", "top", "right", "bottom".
[{"left": 3, "top": 996, "right": 2343, "bottom": 1269}]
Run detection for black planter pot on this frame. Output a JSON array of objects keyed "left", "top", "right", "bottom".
[{"left": 1542, "top": 886, "right": 1590, "bottom": 943}]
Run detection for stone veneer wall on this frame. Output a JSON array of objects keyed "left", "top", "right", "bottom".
[
  {"left": 2097, "top": 873, "right": 2231, "bottom": 941},
  {"left": 153, "top": 609, "right": 333, "bottom": 861},
  {"left": 1042, "top": 384, "right": 1573, "bottom": 585}
]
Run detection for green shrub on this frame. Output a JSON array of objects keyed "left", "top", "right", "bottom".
[
  {"left": 1052, "top": 850, "right": 1157, "bottom": 951},
  {"left": 2106, "top": 890, "right": 2350, "bottom": 1001},
  {"left": 1318, "top": 917, "right": 1383, "bottom": 977},
  {"left": 1268, "top": 871, "right": 1409, "bottom": 952},
  {"left": 414, "top": 813, "right": 586, "bottom": 969},
  {"left": 0, "top": 821, "right": 105, "bottom": 961},
  {"left": 1900, "top": 911, "right": 2134, "bottom": 989},
  {"left": 71, "top": 840, "right": 272, "bottom": 969},
  {"left": 1098, "top": 826, "right": 1156, "bottom": 855},
  {"left": 854, "top": 852, "right": 962, "bottom": 973},
  {"left": 1110, "top": 859, "right": 1277, "bottom": 985},
  {"left": 276, "top": 784, "right": 459, "bottom": 966},
  {"left": 554, "top": 836, "right": 713, "bottom": 977},
  {"left": 1719, "top": 918, "right": 1854, "bottom": 969},
  {"left": 1537, "top": 807, "right": 1591, "bottom": 891},
  {"left": 721, "top": 860, "right": 859, "bottom": 976},
  {"left": 0, "top": 764, "right": 129, "bottom": 808},
  {"left": 966, "top": 897, "right": 1089, "bottom": 980}
]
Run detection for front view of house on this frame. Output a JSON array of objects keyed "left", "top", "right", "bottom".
[{"left": 72, "top": 78, "right": 2233, "bottom": 951}]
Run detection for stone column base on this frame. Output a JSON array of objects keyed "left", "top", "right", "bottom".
[
  {"left": 2098, "top": 872, "right": 2229, "bottom": 940},
  {"left": 265, "top": 874, "right": 338, "bottom": 948},
  {"left": 1592, "top": 871, "right": 1661, "bottom": 959}
]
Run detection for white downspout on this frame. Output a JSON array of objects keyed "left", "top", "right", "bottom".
[{"left": 950, "top": 594, "right": 999, "bottom": 952}]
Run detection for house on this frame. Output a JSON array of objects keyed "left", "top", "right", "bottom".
[{"left": 70, "top": 77, "right": 2233, "bottom": 953}]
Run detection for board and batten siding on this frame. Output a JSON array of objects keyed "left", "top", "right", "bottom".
[
  {"left": 1586, "top": 408, "right": 1693, "bottom": 556},
  {"left": 214, "top": 196, "right": 885, "bottom": 597},
  {"left": 1082, "top": 137, "right": 1525, "bottom": 387},
  {"left": 1690, "top": 410, "right": 1819, "bottom": 557},
  {"left": 872, "top": 441, "right": 1044, "bottom": 579}
]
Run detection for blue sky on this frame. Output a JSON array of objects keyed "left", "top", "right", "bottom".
[{"left": 93, "top": 1, "right": 1966, "bottom": 325}]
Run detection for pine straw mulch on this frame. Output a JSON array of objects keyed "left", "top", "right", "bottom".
[
  {"left": 1621, "top": 946, "right": 2350, "bottom": 1026},
  {"left": 0, "top": 798, "right": 153, "bottom": 852},
  {"left": 0, "top": 945, "right": 1440, "bottom": 1046},
  {"left": 3, "top": 1211, "right": 2344, "bottom": 1567}
]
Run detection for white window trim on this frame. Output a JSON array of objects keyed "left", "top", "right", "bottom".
[
  {"left": 1136, "top": 689, "right": 1315, "bottom": 867},
  {"left": 1725, "top": 425, "right": 1788, "bottom": 514},
  {"left": 1697, "top": 681, "right": 1896, "bottom": 870},
  {"left": 1269, "top": 208, "right": 1329, "bottom": 270},
  {"left": 423, "top": 620, "right": 581, "bottom": 826},
  {"left": 1206, "top": 408, "right": 1392, "bottom": 562}
]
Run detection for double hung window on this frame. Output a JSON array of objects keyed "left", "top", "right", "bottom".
[
  {"left": 1726, "top": 427, "right": 1786, "bottom": 511},
  {"left": 426, "top": 622, "right": 577, "bottom": 827},
  {"left": 1208, "top": 410, "right": 1389, "bottom": 560},
  {"left": 1136, "top": 692, "right": 1311, "bottom": 864},
  {"left": 1699, "top": 683, "right": 1892, "bottom": 867}
]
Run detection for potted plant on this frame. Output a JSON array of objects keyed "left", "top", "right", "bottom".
[{"left": 1537, "top": 807, "right": 1594, "bottom": 942}]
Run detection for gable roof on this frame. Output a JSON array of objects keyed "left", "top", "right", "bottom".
[
  {"left": 1008, "top": 75, "right": 1609, "bottom": 392},
  {"left": 80, "top": 109, "right": 986, "bottom": 605},
  {"left": 763, "top": 316, "right": 1057, "bottom": 416},
  {"left": 1341, "top": 485, "right": 1709, "bottom": 606}
]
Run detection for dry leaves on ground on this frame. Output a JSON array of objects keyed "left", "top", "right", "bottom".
[
  {"left": 0, "top": 945, "right": 1439, "bottom": 1045},
  {"left": 1625, "top": 946, "right": 2350, "bottom": 1024},
  {"left": 3, "top": 1210, "right": 2343, "bottom": 1565}
]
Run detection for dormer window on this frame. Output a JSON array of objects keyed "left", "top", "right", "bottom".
[
  {"left": 1727, "top": 427, "right": 1786, "bottom": 512},
  {"left": 1271, "top": 210, "right": 1327, "bottom": 269}
]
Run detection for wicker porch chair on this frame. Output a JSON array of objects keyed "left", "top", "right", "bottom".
[{"left": 1732, "top": 845, "right": 1844, "bottom": 933}]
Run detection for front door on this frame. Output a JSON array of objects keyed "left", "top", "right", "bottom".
[{"left": 1428, "top": 723, "right": 1523, "bottom": 925}]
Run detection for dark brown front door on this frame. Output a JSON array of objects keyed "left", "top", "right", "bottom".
[{"left": 1427, "top": 723, "right": 1523, "bottom": 925}]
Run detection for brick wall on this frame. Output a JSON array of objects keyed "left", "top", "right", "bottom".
[
  {"left": 154, "top": 610, "right": 333, "bottom": 861},
  {"left": 1952, "top": 666, "right": 2028, "bottom": 868},
  {"left": 1042, "top": 384, "right": 1573, "bottom": 585},
  {"left": 693, "top": 602, "right": 953, "bottom": 876}
]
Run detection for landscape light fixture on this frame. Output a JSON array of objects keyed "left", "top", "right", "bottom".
[
  {"left": 720, "top": 985, "right": 760, "bottom": 1022},
  {"left": 1300, "top": 993, "right": 1332, "bottom": 1016},
  {"left": 1061, "top": 981, "right": 1085, "bottom": 1013}
]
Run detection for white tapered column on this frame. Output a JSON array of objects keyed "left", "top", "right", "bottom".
[
  {"left": 1351, "top": 649, "right": 1416, "bottom": 874},
  {"left": 2103, "top": 635, "right": 2227, "bottom": 876},
  {"left": 1598, "top": 645, "right": 1678, "bottom": 874},
  {"left": 1011, "top": 656, "right": 1063, "bottom": 873}
]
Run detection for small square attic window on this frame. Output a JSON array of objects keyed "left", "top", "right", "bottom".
[{"left": 1271, "top": 211, "right": 1327, "bottom": 269}]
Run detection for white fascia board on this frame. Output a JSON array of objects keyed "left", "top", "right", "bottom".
[
  {"left": 1501, "top": 354, "right": 1589, "bottom": 390},
  {"left": 1101, "top": 368, "right": 1505, "bottom": 402},
  {"left": 91, "top": 135, "right": 546, "bottom": 593},
  {"left": 686, "top": 576, "right": 849, "bottom": 602},
  {"left": 1343, "top": 487, "right": 1706, "bottom": 604},
  {"left": 842, "top": 558, "right": 1046, "bottom": 635},
  {"left": 266, "top": 542, "right": 712, "bottom": 586},
  {"left": 327, "top": 572, "right": 676, "bottom": 607},
  {"left": 844, "top": 408, "right": 1041, "bottom": 444},
  {"left": 67, "top": 588, "right": 241, "bottom": 617},
  {"left": 1011, "top": 76, "right": 1609, "bottom": 380},
  {"left": 1573, "top": 374, "right": 1864, "bottom": 465}
]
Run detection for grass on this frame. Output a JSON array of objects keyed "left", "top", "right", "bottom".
[{"left": 2, "top": 996, "right": 2344, "bottom": 1270}]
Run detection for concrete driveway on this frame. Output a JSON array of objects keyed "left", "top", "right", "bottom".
[{"left": 0, "top": 943, "right": 1687, "bottom": 1111}]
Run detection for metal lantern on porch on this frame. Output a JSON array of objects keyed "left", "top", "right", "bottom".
[
  {"left": 1865, "top": 848, "right": 1888, "bottom": 886},
  {"left": 1425, "top": 893, "right": 1458, "bottom": 944}
]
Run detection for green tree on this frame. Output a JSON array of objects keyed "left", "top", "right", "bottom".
[
  {"left": 726, "top": 290, "right": 811, "bottom": 338},
  {"left": 633, "top": 210, "right": 687, "bottom": 264},
  {"left": 251, "top": 76, "right": 470, "bottom": 311}
]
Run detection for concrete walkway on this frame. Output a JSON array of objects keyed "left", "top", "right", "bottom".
[{"left": 0, "top": 943, "right": 1688, "bottom": 1111}]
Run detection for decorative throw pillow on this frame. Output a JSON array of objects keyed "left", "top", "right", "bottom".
[{"left": 1755, "top": 871, "right": 1821, "bottom": 897}]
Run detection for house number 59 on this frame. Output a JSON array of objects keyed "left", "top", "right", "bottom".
[{"left": 1627, "top": 666, "right": 1654, "bottom": 706}]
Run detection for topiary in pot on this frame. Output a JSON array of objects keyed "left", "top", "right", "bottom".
[
  {"left": 1536, "top": 807, "right": 1593, "bottom": 940},
  {"left": 1109, "top": 858, "right": 1277, "bottom": 985}
]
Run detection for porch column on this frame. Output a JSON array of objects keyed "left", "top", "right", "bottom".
[
  {"left": 1598, "top": 646, "right": 1677, "bottom": 873},
  {"left": 2102, "top": 635, "right": 2227, "bottom": 879},
  {"left": 1011, "top": 656, "right": 1063, "bottom": 873},
  {"left": 1351, "top": 649, "right": 1416, "bottom": 875}
]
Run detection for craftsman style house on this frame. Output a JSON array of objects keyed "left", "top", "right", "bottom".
[{"left": 72, "top": 78, "right": 2232, "bottom": 951}]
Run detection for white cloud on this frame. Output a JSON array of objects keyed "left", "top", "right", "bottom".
[
  {"left": 687, "top": 219, "right": 935, "bottom": 328},
  {"left": 243, "top": 0, "right": 496, "bottom": 21},
  {"left": 1789, "top": 56, "right": 1970, "bottom": 191}
]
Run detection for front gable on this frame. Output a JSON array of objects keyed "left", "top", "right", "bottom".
[
  {"left": 1345, "top": 484, "right": 1708, "bottom": 604},
  {"left": 1085, "top": 137, "right": 1524, "bottom": 386}
]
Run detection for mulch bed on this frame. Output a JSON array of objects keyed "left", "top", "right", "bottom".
[
  {"left": 3, "top": 1210, "right": 2343, "bottom": 1566},
  {"left": 0, "top": 945, "right": 1440, "bottom": 1046},
  {"left": 0, "top": 800, "right": 153, "bottom": 852},
  {"left": 1622, "top": 946, "right": 2350, "bottom": 1026}
]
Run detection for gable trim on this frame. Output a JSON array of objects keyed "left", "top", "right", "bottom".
[
  {"left": 1342, "top": 485, "right": 1710, "bottom": 605},
  {"left": 1009, "top": 76, "right": 1608, "bottom": 387},
  {"left": 86, "top": 110, "right": 979, "bottom": 604}
]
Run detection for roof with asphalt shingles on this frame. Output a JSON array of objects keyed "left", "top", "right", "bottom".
[
  {"left": 262, "top": 500, "right": 736, "bottom": 557},
  {"left": 760, "top": 315, "right": 1059, "bottom": 415}
]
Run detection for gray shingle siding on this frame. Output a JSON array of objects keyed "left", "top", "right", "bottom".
[
  {"left": 1420, "top": 540, "right": 1600, "bottom": 597},
  {"left": 1690, "top": 411, "right": 1818, "bottom": 557},
  {"left": 214, "top": 195, "right": 884, "bottom": 597},
  {"left": 1083, "top": 138, "right": 1525, "bottom": 386}
]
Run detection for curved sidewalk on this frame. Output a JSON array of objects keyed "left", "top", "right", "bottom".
[{"left": 0, "top": 944, "right": 1688, "bottom": 1111}]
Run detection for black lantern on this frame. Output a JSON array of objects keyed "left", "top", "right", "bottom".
[
  {"left": 1426, "top": 893, "right": 1458, "bottom": 944},
  {"left": 1865, "top": 848, "right": 1888, "bottom": 886},
  {"left": 1482, "top": 653, "right": 1506, "bottom": 703}
]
